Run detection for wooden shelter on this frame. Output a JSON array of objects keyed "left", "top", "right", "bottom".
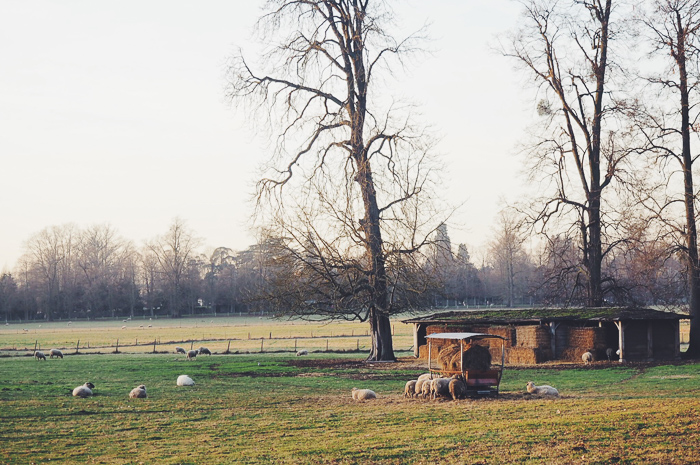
[{"left": 403, "top": 307, "right": 687, "bottom": 364}]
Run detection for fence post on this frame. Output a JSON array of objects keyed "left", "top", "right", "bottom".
[
  {"left": 294, "top": 339, "right": 297, "bottom": 352},
  {"left": 226, "top": 340, "right": 231, "bottom": 354},
  {"left": 326, "top": 339, "right": 329, "bottom": 352},
  {"left": 153, "top": 340, "right": 157, "bottom": 353},
  {"left": 115, "top": 339, "right": 120, "bottom": 354},
  {"left": 75, "top": 340, "right": 80, "bottom": 354},
  {"left": 261, "top": 338, "right": 264, "bottom": 353}
]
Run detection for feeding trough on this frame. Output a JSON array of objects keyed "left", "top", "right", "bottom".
[{"left": 426, "top": 332, "right": 506, "bottom": 396}]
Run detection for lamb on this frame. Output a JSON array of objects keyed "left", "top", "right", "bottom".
[
  {"left": 351, "top": 387, "right": 377, "bottom": 400},
  {"left": 582, "top": 351, "right": 593, "bottom": 364},
  {"left": 296, "top": 349, "right": 309, "bottom": 356},
  {"left": 34, "top": 351, "right": 46, "bottom": 361},
  {"left": 526, "top": 381, "right": 559, "bottom": 397},
  {"left": 176, "top": 375, "right": 195, "bottom": 386},
  {"left": 175, "top": 346, "right": 186, "bottom": 355},
  {"left": 449, "top": 376, "right": 469, "bottom": 400},
  {"left": 198, "top": 347, "right": 211, "bottom": 356},
  {"left": 129, "top": 385, "right": 148, "bottom": 398},
  {"left": 186, "top": 349, "right": 198, "bottom": 360},
  {"left": 72, "top": 382, "right": 95, "bottom": 398},
  {"left": 49, "top": 349, "right": 63, "bottom": 359},
  {"left": 430, "top": 377, "right": 452, "bottom": 400},
  {"left": 403, "top": 380, "right": 417, "bottom": 398}
]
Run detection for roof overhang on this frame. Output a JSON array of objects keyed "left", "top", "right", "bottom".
[{"left": 426, "top": 332, "right": 506, "bottom": 341}]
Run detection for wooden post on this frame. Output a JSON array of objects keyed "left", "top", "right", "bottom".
[
  {"left": 549, "top": 322, "right": 559, "bottom": 360},
  {"left": 226, "top": 340, "right": 231, "bottom": 354},
  {"left": 260, "top": 338, "right": 264, "bottom": 353},
  {"left": 356, "top": 339, "right": 359, "bottom": 351},
  {"left": 647, "top": 322, "right": 653, "bottom": 360},
  {"left": 115, "top": 339, "right": 120, "bottom": 353},
  {"left": 34, "top": 340, "right": 38, "bottom": 352},
  {"left": 615, "top": 321, "right": 625, "bottom": 362},
  {"left": 675, "top": 320, "right": 681, "bottom": 360},
  {"left": 294, "top": 339, "right": 297, "bottom": 352},
  {"left": 153, "top": 339, "right": 157, "bottom": 354},
  {"left": 269, "top": 332, "right": 272, "bottom": 339},
  {"left": 413, "top": 324, "right": 420, "bottom": 358},
  {"left": 75, "top": 340, "right": 80, "bottom": 354},
  {"left": 326, "top": 339, "right": 329, "bottom": 352}
]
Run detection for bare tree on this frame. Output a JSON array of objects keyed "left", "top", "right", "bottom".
[
  {"left": 635, "top": 0, "right": 700, "bottom": 356},
  {"left": 487, "top": 209, "right": 530, "bottom": 307},
  {"left": 228, "top": 1, "right": 444, "bottom": 361},
  {"left": 504, "top": 0, "right": 630, "bottom": 307}
]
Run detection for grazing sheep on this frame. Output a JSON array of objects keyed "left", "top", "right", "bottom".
[
  {"left": 129, "top": 385, "right": 147, "bottom": 398},
  {"left": 49, "top": 349, "right": 63, "bottom": 359},
  {"left": 296, "top": 349, "right": 309, "bottom": 356},
  {"left": 403, "top": 380, "right": 417, "bottom": 398},
  {"left": 420, "top": 379, "right": 432, "bottom": 398},
  {"left": 430, "top": 377, "right": 452, "bottom": 400},
  {"left": 449, "top": 376, "right": 469, "bottom": 400},
  {"left": 351, "top": 387, "right": 377, "bottom": 400},
  {"left": 198, "top": 347, "right": 212, "bottom": 356},
  {"left": 526, "top": 381, "right": 559, "bottom": 397},
  {"left": 176, "top": 375, "right": 195, "bottom": 386},
  {"left": 186, "top": 349, "right": 198, "bottom": 360},
  {"left": 175, "top": 346, "right": 186, "bottom": 355},
  {"left": 582, "top": 351, "right": 593, "bottom": 364},
  {"left": 606, "top": 347, "right": 614, "bottom": 361},
  {"left": 34, "top": 351, "right": 46, "bottom": 361},
  {"left": 72, "top": 382, "right": 95, "bottom": 398}
]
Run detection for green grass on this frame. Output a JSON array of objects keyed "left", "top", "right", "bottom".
[{"left": 1, "top": 352, "right": 700, "bottom": 464}]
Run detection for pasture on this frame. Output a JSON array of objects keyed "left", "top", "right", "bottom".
[{"left": 1, "top": 319, "right": 700, "bottom": 464}]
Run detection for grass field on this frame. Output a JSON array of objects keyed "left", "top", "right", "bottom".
[{"left": 1, "top": 319, "right": 700, "bottom": 464}]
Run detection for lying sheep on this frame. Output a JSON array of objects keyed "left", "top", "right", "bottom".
[
  {"left": 186, "top": 349, "right": 198, "bottom": 360},
  {"left": 198, "top": 347, "right": 212, "bottom": 356},
  {"left": 72, "top": 382, "right": 95, "bottom": 398},
  {"left": 431, "top": 377, "right": 452, "bottom": 400},
  {"left": 526, "top": 381, "right": 559, "bottom": 397},
  {"left": 176, "top": 375, "right": 195, "bottom": 386},
  {"left": 129, "top": 385, "right": 148, "bottom": 398},
  {"left": 175, "top": 346, "right": 186, "bottom": 355},
  {"left": 34, "top": 351, "right": 46, "bottom": 361},
  {"left": 49, "top": 349, "right": 63, "bottom": 359},
  {"left": 449, "top": 376, "right": 469, "bottom": 400},
  {"left": 403, "top": 380, "right": 417, "bottom": 398},
  {"left": 296, "top": 349, "right": 308, "bottom": 356},
  {"left": 351, "top": 387, "right": 377, "bottom": 401},
  {"left": 582, "top": 351, "right": 593, "bottom": 364}
]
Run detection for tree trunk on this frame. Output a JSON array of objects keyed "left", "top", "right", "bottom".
[{"left": 367, "top": 306, "right": 395, "bottom": 361}]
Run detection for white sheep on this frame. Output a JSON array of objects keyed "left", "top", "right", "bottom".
[
  {"left": 420, "top": 379, "right": 432, "bottom": 398},
  {"left": 351, "top": 387, "right": 377, "bottom": 400},
  {"left": 296, "top": 349, "right": 309, "bottom": 356},
  {"left": 72, "top": 382, "right": 95, "bottom": 398},
  {"left": 403, "top": 380, "right": 417, "bottom": 398},
  {"left": 449, "top": 376, "right": 469, "bottom": 400},
  {"left": 49, "top": 349, "right": 63, "bottom": 359},
  {"left": 198, "top": 347, "right": 212, "bottom": 356},
  {"left": 582, "top": 351, "right": 593, "bottom": 364},
  {"left": 34, "top": 351, "right": 46, "bottom": 361},
  {"left": 176, "top": 375, "right": 195, "bottom": 386},
  {"left": 175, "top": 346, "right": 186, "bottom": 355},
  {"left": 186, "top": 349, "right": 198, "bottom": 360},
  {"left": 129, "top": 385, "right": 148, "bottom": 398},
  {"left": 430, "top": 378, "right": 452, "bottom": 400},
  {"left": 526, "top": 381, "right": 559, "bottom": 397}
]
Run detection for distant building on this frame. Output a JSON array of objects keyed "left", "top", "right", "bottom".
[{"left": 403, "top": 307, "right": 687, "bottom": 364}]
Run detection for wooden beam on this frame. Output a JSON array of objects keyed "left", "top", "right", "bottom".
[{"left": 614, "top": 321, "right": 625, "bottom": 362}]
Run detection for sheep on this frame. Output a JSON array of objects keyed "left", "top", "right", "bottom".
[
  {"left": 403, "top": 380, "right": 417, "bottom": 398},
  {"left": 176, "top": 375, "right": 195, "bottom": 386},
  {"left": 526, "top": 381, "right": 559, "bottom": 397},
  {"left": 296, "top": 349, "right": 309, "bottom": 356},
  {"left": 34, "top": 351, "right": 46, "bottom": 361},
  {"left": 186, "top": 349, "right": 198, "bottom": 360},
  {"left": 49, "top": 349, "right": 63, "bottom": 359},
  {"left": 420, "top": 379, "right": 432, "bottom": 398},
  {"left": 351, "top": 387, "right": 377, "bottom": 400},
  {"left": 430, "top": 377, "right": 452, "bottom": 400},
  {"left": 198, "top": 347, "right": 212, "bottom": 356},
  {"left": 175, "top": 346, "right": 186, "bottom": 355},
  {"left": 129, "top": 385, "right": 148, "bottom": 398},
  {"left": 606, "top": 347, "right": 614, "bottom": 361},
  {"left": 72, "top": 382, "right": 95, "bottom": 398},
  {"left": 582, "top": 351, "right": 593, "bottom": 364},
  {"left": 449, "top": 376, "right": 469, "bottom": 400}
]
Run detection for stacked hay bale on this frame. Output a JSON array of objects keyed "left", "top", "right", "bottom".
[
  {"left": 508, "top": 326, "right": 552, "bottom": 364},
  {"left": 559, "top": 327, "right": 606, "bottom": 362},
  {"left": 437, "top": 343, "right": 492, "bottom": 374}
]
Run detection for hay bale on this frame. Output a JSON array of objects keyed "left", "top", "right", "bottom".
[
  {"left": 504, "top": 347, "right": 552, "bottom": 364},
  {"left": 438, "top": 343, "right": 492, "bottom": 372}
]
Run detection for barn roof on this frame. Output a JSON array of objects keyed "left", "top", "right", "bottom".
[{"left": 402, "top": 307, "right": 688, "bottom": 325}]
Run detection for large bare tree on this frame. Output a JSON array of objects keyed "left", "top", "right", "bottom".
[
  {"left": 504, "top": 0, "right": 629, "bottom": 307},
  {"left": 228, "top": 0, "right": 444, "bottom": 361}
]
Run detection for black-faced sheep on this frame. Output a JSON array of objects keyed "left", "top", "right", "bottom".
[
  {"left": 34, "top": 351, "right": 46, "bottom": 361},
  {"left": 403, "top": 380, "right": 417, "bottom": 398},
  {"left": 72, "top": 382, "right": 95, "bottom": 398},
  {"left": 175, "top": 346, "right": 186, "bottom": 355},
  {"left": 176, "top": 375, "right": 195, "bottom": 386},
  {"left": 198, "top": 347, "right": 211, "bottom": 356},
  {"left": 129, "top": 385, "right": 147, "bottom": 398},
  {"left": 449, "top": 376, "right": 469, "bottom": 400},
  {"left": 351, "top": 387, "right": 377, "bottom": 400},
  {"left": 296, "top": 349, "right": 308, "bottom": 356},
  {"left": 186, "top": 349, "right": 198, "bottom": 360},
  {"left": 526, "top": 381, "right": 559, "bottom": 397},
  {"left": 49, "top": 349, "right": 63, "bottom": 359},
  {"left": 582, "top": 351, "right": 593, "bottom": 364}
]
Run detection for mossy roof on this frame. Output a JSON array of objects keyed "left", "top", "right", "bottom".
[{"left": 402, "top": 307, "right": 689, "bottom": 325}]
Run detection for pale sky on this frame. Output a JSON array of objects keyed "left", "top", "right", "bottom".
[{"left": 0, "top": 0, "right": 529, "bottom": 271}]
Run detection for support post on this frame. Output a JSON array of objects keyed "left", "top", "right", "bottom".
[
  {"left": 549, "top": 322, "right": 560, "bottom": 360},
  {"left": 647, "top": 322, "right": 653, "bottom": 360},
  {"left": 614, "top": 321, "right": 625, "bottom": 362},
  {"left": 675, "top": 320, "right": 681, "bottom": 360}
]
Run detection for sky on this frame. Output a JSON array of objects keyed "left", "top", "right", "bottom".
[{"left": 0, "top": 0, "right": 530, "bottom": 271}]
